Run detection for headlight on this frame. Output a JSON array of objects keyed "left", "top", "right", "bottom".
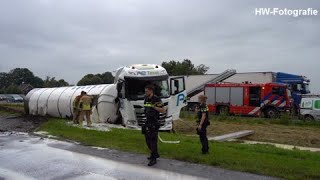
[{"left": 127, "top": 120, "right": 136, "bottom": 125}]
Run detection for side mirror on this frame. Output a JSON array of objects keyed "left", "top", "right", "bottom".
[{"left": 117, "top": 82, "right": 123, "bottom": 91}]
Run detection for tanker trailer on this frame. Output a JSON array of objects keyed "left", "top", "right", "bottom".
[{"left": 25, "top": 64, "right": 187, "bottom": 130}]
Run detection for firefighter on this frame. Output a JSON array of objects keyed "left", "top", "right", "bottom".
[
  {"left": 142, "top": 84, "right": 166, "bottom": 166},
  {"left": 72, "top": 91, "right": 85, "bottom": 124},
  {"left": 79, "top": 92, "right": 93, "bottom": 127},
  {"left": 196, "top": 95, "right": 210, "bottom": 154}
]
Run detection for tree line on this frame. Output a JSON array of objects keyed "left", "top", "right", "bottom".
[{"left": 0, "top": 59, "right": 209, "bottom": 94}]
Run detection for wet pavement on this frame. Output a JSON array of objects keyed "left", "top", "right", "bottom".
[{"left": 0, "top": 132, "right": 277, "bottom": 180}]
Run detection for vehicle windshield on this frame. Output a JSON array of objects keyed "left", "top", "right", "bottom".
[
  {"left": 303, "top": 83, "right": 310, "bottom": 93},
  {"left": 292, "top": 83, "right": 309, "bottom": 94},
  {"left": 126, "top": 77, "right": 170, "bottom": 100},
  {"left": 286, "top": 89, "right": 291, "bottom": 98}
]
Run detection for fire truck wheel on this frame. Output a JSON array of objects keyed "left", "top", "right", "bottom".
[
  {"left": 217, "top": 106, "right": 229, "bottom": 115},
  {"left": 304, "top": 115, "right": 314, "bottom": 121},
  {"left": 264, "top": 108, "right": 279, "bottom": 119}
]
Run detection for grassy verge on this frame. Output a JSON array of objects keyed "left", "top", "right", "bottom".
[
  {"left": 0, "top": 103, "right": 25, "bottom": 115},
  {"left": 0, "top": 110, "right": 20, "bottom": 116},
  {"left": 175, "top": 113, "right": 320, "bottom": 148},
  {"left": 180, "top": 110, "right": 320, "bottom": 127},
  {"left": 39, "top": 118, "right": 320, "bottom": 180}
]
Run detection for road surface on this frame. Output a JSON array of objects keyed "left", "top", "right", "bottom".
[{"left": 0, "top": 132, "right": 276, "bottom": 180}]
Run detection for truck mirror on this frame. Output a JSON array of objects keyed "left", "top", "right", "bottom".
[{"left": 117, "top": 82, "right": 123, "bottom": 91}]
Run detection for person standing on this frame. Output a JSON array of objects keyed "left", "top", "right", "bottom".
[
  {"left": 143, "top": 85, "right": 166, "bottom": 166},
  {"left": 72, "top": 91, "right": 85, "bottom": 124},
  {"left": 196, "top": 95, "right": 210, "bottom": 154},
  {"left": 79, "top": 92, "right": 93, "bottom": 127}
]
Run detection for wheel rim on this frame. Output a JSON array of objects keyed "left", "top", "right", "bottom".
[
  {"left": 305, "top": 116, "right": 314, "bottom": 121},
  {"left": 268, "top": 110, "right": 275, "bottom": 118}
]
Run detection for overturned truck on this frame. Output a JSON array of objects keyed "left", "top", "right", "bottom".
[{"left": 25, "top": 64, "right": 187, "bottom": 130}]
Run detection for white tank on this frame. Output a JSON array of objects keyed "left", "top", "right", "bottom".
[{"left": 25, "top": 84, "right": 119, "bottom": 123}]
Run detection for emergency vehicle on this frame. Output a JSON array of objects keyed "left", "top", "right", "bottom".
[{"left": 204, "top": 82, "right": 291, "bottom": 118}]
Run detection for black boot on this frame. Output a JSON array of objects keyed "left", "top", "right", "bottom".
[
  {"left": 147, "top": 154, "right": 160, "bottom": 160},
  {"left": 148, "top": 158, "right": 157, "bottom": 166}
]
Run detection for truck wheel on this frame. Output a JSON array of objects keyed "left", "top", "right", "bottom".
[
  {"left": 217, "top": 106, "right": 229, "bottom": 116},
  {"left": 264, "top": 108, "right": 279, "bottom": 118},
  {"left": 304, "top": 115, "right": 314, "bottom": 122}
]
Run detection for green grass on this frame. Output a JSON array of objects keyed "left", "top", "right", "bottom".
[
  {"left": 39, "top": 118, "right": 320, "bottom": 180},
  {"left": 180, "top": 110, "right": 320, "bottom": 128},
  {"left": 1, "top": 103, "right": 24, "bottom": 107},
  {"left": 0, "top": 110, "right": 20, "bottom": 116}
]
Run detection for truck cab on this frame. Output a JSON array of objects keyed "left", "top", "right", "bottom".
[
  {"left": 113, "top": 64, "right": 187, "bottom": 130},
  {"left": 275, "top": 72, "right": 310, "bottom": 113}
]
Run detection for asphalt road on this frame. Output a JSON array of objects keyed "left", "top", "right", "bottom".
[{"left": 0, "top": 132, "right": 277, "bottom": 180}]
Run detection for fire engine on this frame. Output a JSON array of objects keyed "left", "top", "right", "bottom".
[{"left": 204, "top": 82, "right": 291, "bottom": 118}]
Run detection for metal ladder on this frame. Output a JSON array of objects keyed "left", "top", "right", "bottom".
[{"left": 187, "top": 69, "right": 236, "bottom": 98}]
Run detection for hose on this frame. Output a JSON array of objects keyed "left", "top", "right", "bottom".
[{"left": 158, "top": 135, "right": 180, "bottom": 144}]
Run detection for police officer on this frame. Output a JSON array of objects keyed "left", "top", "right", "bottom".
[
  {"left": 143, "top": 84, "right": 166, "bottom": 166},
  {"left": 196, "top": 95, "right": 210, "bottom": 154}
]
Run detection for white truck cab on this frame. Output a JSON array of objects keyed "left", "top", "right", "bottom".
[
  {"left": 300, "top": 97, "right": 320, "bottom": 121},
  {"left": 113, "top": 64, "right": 187, "bottom": 130}
]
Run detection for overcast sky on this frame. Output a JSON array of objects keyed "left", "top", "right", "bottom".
[{"left": 0, "top": 0, "right": 319, "bottom": 91}]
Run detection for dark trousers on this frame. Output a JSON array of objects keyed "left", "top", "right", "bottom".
[
  {"left": 144, "top": 125, "right": 159, "bottom": 159},
  {"left": 199, "top": 126, "right": 209, "bottom": 153}
]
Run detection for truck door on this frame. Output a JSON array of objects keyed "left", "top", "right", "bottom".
[
  {"left": 249, "top": 87, "right": 261, "bottom": 107},
  {"left": 168, "top": 77, "right": 187, "bottom": 120}
]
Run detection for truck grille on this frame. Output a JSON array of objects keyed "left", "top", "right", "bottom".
[{"left": 134, "top": 102, "right": 168, "bottom": 126}]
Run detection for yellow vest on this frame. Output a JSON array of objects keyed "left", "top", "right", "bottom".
[{"left": 80, "top": 95, "right": 92, "bottom": 111}]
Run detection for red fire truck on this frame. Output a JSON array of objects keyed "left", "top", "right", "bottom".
[{"left": 204, "top": 82, "right": 291, "bottom": 118}]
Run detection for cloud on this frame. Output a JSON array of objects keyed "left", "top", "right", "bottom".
[{"left": 0, "top": 0, "right": 319, "bottom": 91}]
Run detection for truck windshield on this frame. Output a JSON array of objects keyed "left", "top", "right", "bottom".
[
  {"left": 126, "top": 77, "right": 170, "bottom": 100},
  {"left": 292, "top": 83, "right": 310, "bottom": 94},
  {"left": 303, "top": 83, "right": 310, "bottom": 93}
]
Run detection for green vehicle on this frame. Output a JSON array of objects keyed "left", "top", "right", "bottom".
[{"left": 300, "top": 97, "right": 320, "bottom": 121}]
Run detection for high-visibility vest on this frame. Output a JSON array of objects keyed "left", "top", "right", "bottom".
[
  {"left": 144, "top": 102, "right": 154, "bottom": 108},
  {"left": 80, "top": 95, "right": 92, "bottom": 111}
]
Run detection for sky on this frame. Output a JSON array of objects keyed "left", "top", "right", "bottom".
[{"left": 0, "top": 0, "right": 319, "bottom": 91}]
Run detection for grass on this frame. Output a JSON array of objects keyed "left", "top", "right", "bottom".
[
  {"left": 0, "top": 110, "right": 20, "bottom": 116},
  {"left": 180, "top": 110, "right": 320, "bottom": 127},
  {"left": 39, "top": 118, "right": 320, "bottom": 180},
  {"left": 175, "top": 111, "right": 320, "bottom": 148},
  {"left": 0, "top": 103, "right": 25, "bottom": 114}
]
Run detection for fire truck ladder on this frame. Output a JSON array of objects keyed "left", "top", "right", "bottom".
[{"left": 187, "top": 69, "right": 236, "bottom": 98}]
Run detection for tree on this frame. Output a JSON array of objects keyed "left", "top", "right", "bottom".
[
  {"left": 162, "top": 59, "right": 209, "bottom": 76},
  {"left": 0, "top": 72, "right": 10, "bottom": 89},
  {"left": 77, "top": 72, "right": 114, "bottom": 86},
  {"left": 4, "top": 68, "right": 44, "bottom": 88},
  {"left": 5, "top": 84, "right": 22, "bottom": 94},
  {"left": 44, "top": 76, "right": 69, "bottom": 88},
  {"left": 99, "top": 72, "right": 114, "bottom": 84}
]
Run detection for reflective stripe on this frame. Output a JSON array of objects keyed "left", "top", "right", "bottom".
[
  {"left": 272, "top": 100, "right": 280, "bottom": 105},
  {"left": 144, "top": 103, "right": 154, "bottom": 107},
  {"left": 200, "top": 105, "right": 209, "bottom": 112},
  {"left": 248, "top": 107, "right": 260, "bottom": 115},
  {"left": 279, "top": 101, "right": 286, "bottom": 107}
]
